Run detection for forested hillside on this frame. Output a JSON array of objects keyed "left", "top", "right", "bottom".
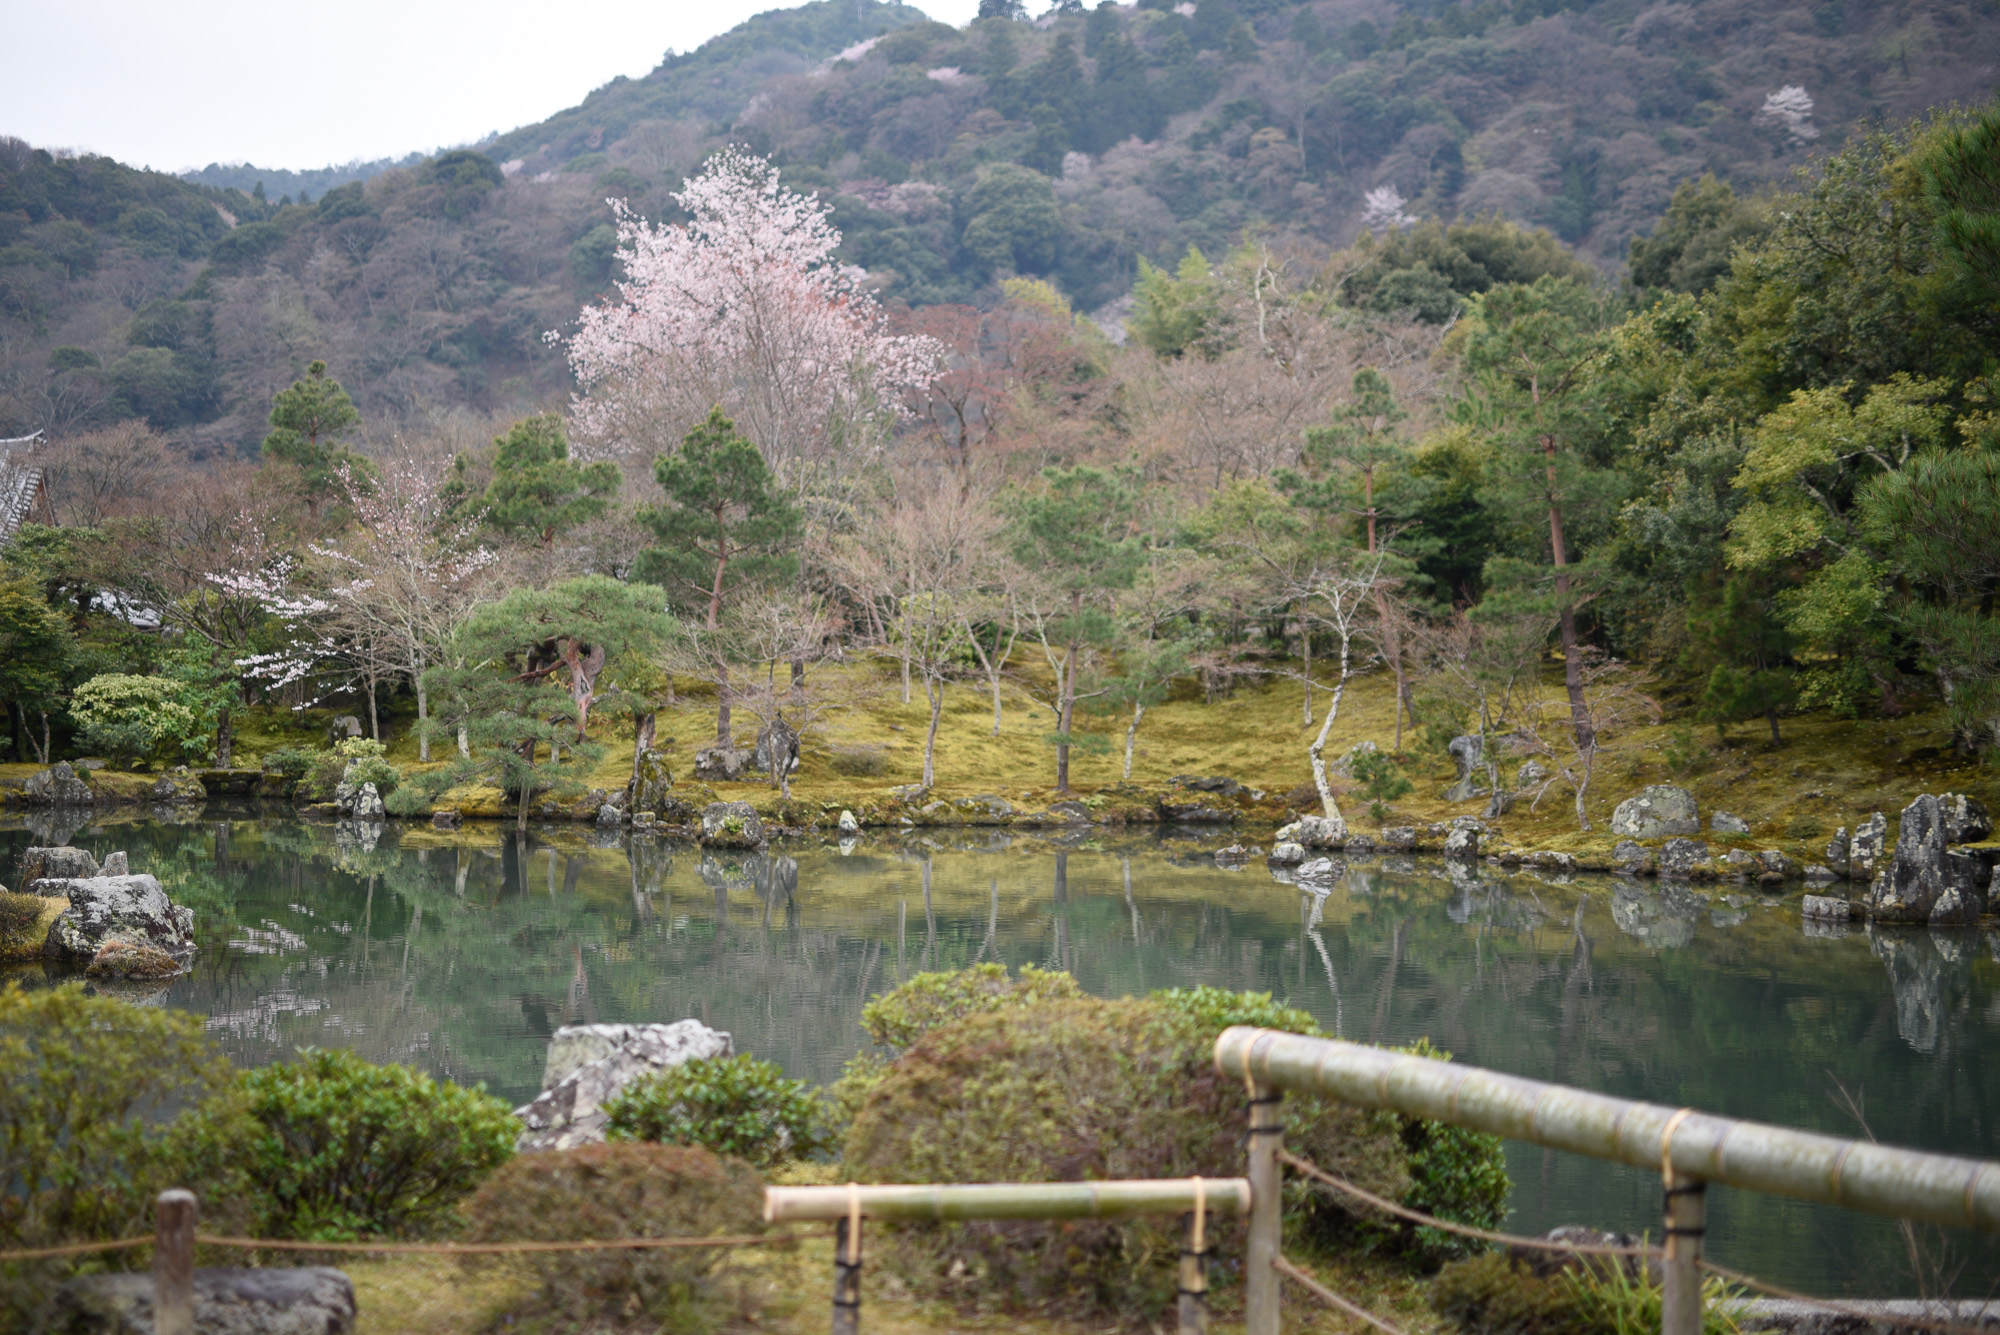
[{"left": 2, "top": 0, "right": 1993, "bottom": 450}]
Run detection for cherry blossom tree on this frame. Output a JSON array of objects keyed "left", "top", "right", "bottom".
[{"left": 560, "top": 147, "right": 941, "bottom": 476}]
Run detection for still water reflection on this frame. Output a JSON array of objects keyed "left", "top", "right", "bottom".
[{"left": 5, "top": 812, "right": 1997, "bottom": 1298}]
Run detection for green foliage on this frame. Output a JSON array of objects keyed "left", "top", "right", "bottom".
[
  {"left": 1662, "top": 721, "right": 1707, "bottom": 777},
  {"left": 461, "top": 1143, "right": 766, "bottom": 1331},
  {"left": 637, "top": 408, "right": 802, "bottom": 625},
  {"left": 1346, "top": 218, "right": 1597, "bottom": 323},
  {"left": 1351, "top": 748, "right": 1415, "bottom": 822},
  {"left": 262, "top": 746, "right": 316, "bottom": 781},
  {"left": 843, "top": 987, "right": 1408, "bottom": 1316},
  {"left": 69, "top": 672, "right": 203, "bottom": 765},
  {"left": 260, "top": 359, "right": 366, "bottom": 505},
  {"left": 1627, "top": 174, "right": 1770, "bottom": 297},
  {"left": 1433, "top": 1250, "right": 1745, "bottom": 1335},
  {"left": 961, "top": 163, "right": 1061, "bottom": 275},
  {"left": 240, "top": 1047, "right": 517, "bottom": 1240},
  {"left": 1388, "top": 1040, "right": 1510, "bottom": 1264},
  {"left": 1131, "top": 246, "right": 1223, "bottom": 357},
  {"left": 607, "top": 1054, "right": 832, "bottom": 1169},
  {"left": 478, "top": 413, "right": 620, "bottom": 546},
  {"left": 863, "top": 962, "right": 1087, "bottom": 1053},
  {"left": 1914, "top": 96, "right": 2000, "bottom": 309},
  {"left": 0, "top": 577, "right": 75, "bottom": 741},
  {"left": 0, "top": 983, "right": 253, "bottom": 1328},
  {"left": 334, "top": 736, "right": 400, "bottom": 795}
]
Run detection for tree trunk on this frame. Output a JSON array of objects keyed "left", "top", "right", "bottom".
[
  {"left": 517, "top": 742, "right": 534, "bottom": 832},
  {"left": 1123, "top": 698, "right": 1146, "bottom": 780},
  {"left": 716, "top": 661, "right": 733, "bottom": 747},
  {"left": 1301, "top": 620, "right": 1313, "bottom": 725},
  {"left": 1306, "top": 630, "right": 1353, "bottom": 831},
  {"left": 632, "top": 711, "right": 657, "bottom": 790},
  {"left": 1545, "top": 436, "right": 1593, "bottom": 751},
  {"left": 415, "top": 674, "right": 430, "bottom": 763},
  {"left": 367, "top": 672, "right": 380, "bottom": 743},
  {"left": 1056, "top": 639, "right": 1076, "bottom": 794},
  {"left": 216, "top": 705, "right": 233, "bottom": 768},
  {"left": 457, "top": 722, "right": 470, "bottom": 758},
  {"left": 1767, "top": 707, "right": 1781, "bottom": 745},
  {"left": 924, "top": 677, "right": 943, "bottom": 787}
]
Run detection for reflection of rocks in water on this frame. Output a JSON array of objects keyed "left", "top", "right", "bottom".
[
  {"left": 698, "top": 855, "right": 759, "bottom": 893},
  {"left": 1803, "top": 915, "right": 1850, "bottom": 940},
  {"left": 1710, "top": 895, "right": 1750, "bottom": 929},
  {"left": 24, "top": 808, "right": 93, "bottom": 845},
  {"left": 334, "top": 820, "right": 382, "bottom": 858},
  {"left": 1610, "top": 884, "right": 1705, "bottom": 949},
  {"left": 78, "top": 977, "right": 175, "bottom": 1006},
  {"left": 1868, "top": 927, "right": 1974, "bottom": 1053}
]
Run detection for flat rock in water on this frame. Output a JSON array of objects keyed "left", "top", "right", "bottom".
[
  {"left": 52, "top": 1266, "right": 356, "bottom": 1334},
  {"left": 41, "top": 874, "right": 195, "bottom": 967},
  {"left": 1267, "top": 841, "right": 1306, "bottom": 865},
  {"left": 1801, "top": 894, "right": 1853, "bottom": 921},
  {"left": 1609, "top": 785, "right": 1699, "bottom": 839},
  {"left": 515, "top": 1020, "right": 733, "bottom": 1152}
]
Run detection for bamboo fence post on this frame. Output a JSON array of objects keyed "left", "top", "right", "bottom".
[
  {"left": 1661, "top": 1176, "right": 1706, "bottom": 1335},
  {"left": 1244, "top": 1081, "right": 1284, "bottom": 1335},
  {"left": 153, "top": 1189, "right": 196, "bottom": 1335},
  {"left": 1177, "top": 1178, "right": 1211, "bottom": 1335},
  {"left": 831, "top": 1186, "right": 863, "bottom": 1335}
]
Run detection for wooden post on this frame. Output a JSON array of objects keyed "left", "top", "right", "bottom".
[
  {"left": 831, "top": 1212, "right": 863, "bottom": 1335},
  {"left": 1661, "top": 1177, "right": 1706, "bottom": 1335},
  {"left": 1244, "top": 1082, "right": 1284, "bottom": 1335},
  {"left": 153, "top": 1189, "right": 196, "bottom": 1335},
  {"left": 1176, "top": 1179, "right": 1211, "bottom": 1335}
]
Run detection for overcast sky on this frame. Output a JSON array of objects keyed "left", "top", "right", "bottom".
[{"left": 2, "top": 0, "right": 981, "bottom": 173}]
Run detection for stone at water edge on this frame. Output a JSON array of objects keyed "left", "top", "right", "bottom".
[
  {"left": 1866, "top": 795, "right": 1948, "bottom": 924},
  {"left": 1295, "top": 815, "right": 1346, "bottom": 848},
  {"left": 1609, "top": 786, "right": 1700, "bottom": 839},
  {"left": 1848, "top": 811, "right": 1888, "bottom": 881},
  {"left": 1755, "top": 849, "right": 1799, "bottom": 878},
  {"left": 1380, "top": 827, "right": 1417, "bottom": 852},
  {"left": 1442, "top": 827, "right": 1480, "bottom": 860},
  {"left": 597, "top": 803, "right": 623, "bottom": 826},
  {"left": 514, "top": 1020, "right": 733, "bottom": 1152},
  {"left": 54, "top": 1266, "right": 357, "bottom": 1335},
  {"left": 18, "top": 845, "right": 99, "bottom": 886},
  {"left": 41, "top": 874, "right": 196, "bottom": 966},
  {"left": 433, "top": 808, "right": 463, "bottom": 829},
  {"left": 1940, "top": 793, "right": 1994, "bottom": 845},
  {"left": 700, "top": 801, "right": 765, "bottom": 848},
  {"left": 1214, "top": 844, "right": 1256, "bottom": 866},
  {"left": 1711, "top": 811, "right": 1751, "bottom": 835},
  {"left": 1268, "top": 841, "right": 1307, "bottom": 865},
  {"left": 85, "top": 939, "right": 182, "bottom": 980},
  {"left": 1824, "top": 828, "right": 1851, "bottom": 878},
  {"left": 1656, "top": 837, "right": 1713, "bottom": 878},
  {"left": 1801, "top": 895, "right": 1855, "bottom": 921},
  {"left": 1344, "top": 834, "right": 1378, "bottom": 856},
  {"left": 838, "top": 809, "right": 860, "bottom": 833},
  {"left": 24, "top": 762, "right": 94, "bottom": 806},
  {"left": 630, "top": 747, "right": 674, "bottom": 816}
]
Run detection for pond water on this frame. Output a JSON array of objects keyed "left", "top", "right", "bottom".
[{"left": 6, "top": 810, "right": 1998, "bottom": 1299}]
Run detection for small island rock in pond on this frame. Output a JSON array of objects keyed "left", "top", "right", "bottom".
[
  {"left": 1609, "top": 785, "right": 1699, "bottom": 839},
  {"left": 41, "top": 874, "right": 196, "bottom": 970},
  {"left": 700, "top": 801, "right": 764, "bottom": 848},
  {"left": 515, "top": 1020, "right": 733, "bottom": 1152},
  {"left": 18, "top": 845, "right": 100, "bottom": 885},
  {"left": 1866, "top": 793, "right": 1992, "bottom": 925}
]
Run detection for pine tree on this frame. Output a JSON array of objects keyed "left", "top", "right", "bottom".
[{"left": 480, "top": 414, "right": 620, "bottom": 546}]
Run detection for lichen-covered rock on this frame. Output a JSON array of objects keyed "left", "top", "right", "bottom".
[
  {"left": 1849, "top": 811, "right": 1888, "bottom": 881},
  {"left": 1722, "top": 849, "right": 1760, "bottom": 877},
  {"left": 837, "top": 809, "right": 860, "bottom": 833},
  {"left": 1801, "top": 894, "right": 1853, "bottom": 921},
  {"left": 596, "top": 803, "right": 623, "bottom": 826},
  {"left": 1157, "top": 783, "right": 1237, "bottom": 823},
  {"left": 1443, "top": 827, "right": 1479, "bottom": 860},
  {"left": 54, "top": 1266, "right": 356, "bottom": 1334},
  {"left": 1521, "top": 851, "right": 1578, "bottom": 874},
  {"left": 699, "top": 801, "right": 764, "bottom": 848},
  {"left": 1295, "top": 814, "right": 1346, "bottom": 848},
  {"left": 1344, "top": 834, "right": 1377, "bottom": 856},
  {"left": 1712, "top": 811, "right": 1751, "bottom": 835},
  {"left": 1756, "top": 849, "right": 1798, "bottom": 878},
  {"left": 1656, "top": 838, "right": 1713, "bottom": 878},
  {"left": 1515, "top": 758, "right": 1549, "bottom": 790},
  {"left": 514, "top": 1020, "right": 733, "bottom": 1151},
  {"left": 630, "top": 747, "right": 673, "bottom": 815},
  {"left": 1379, "top": 826, "right": 1416, "bottom": 852},
  {"left": 1931, "top": 849, "right": 1987, "bottom": 926},
  {"left": 1443, "top": 734, "right": 1485, "bottom": 802},
  {"left": 753, "top": 717, "right": 800, "bottom": 776},
  {"left": 1268, "top": 841, "right": 1307, "bottom": 865},
  {"left": 1940, "top": 793, "right": 1994, "bottom": 845},
  {"left": 1866, "top": 795, "right": 1948, "bottom": 924},
  {"left": 432, "top": 808, "right": 463, "bottom": 829},
  {"left": 351, "top": 782, "right": 385, "bottom": 821},
  {"left": 1610, "top": 786, "right": 1699, "bottom": 839},
  {"left": 1803, "top": 864, "right": 1839, "bottom": 882},
  {"left": 24, "top": 762, "right": 93, "bottom": 806},
  {"left": 19, "top": 845, "right": 100, "bottom": 887},
  {"left": 693, "top": 746, "right": 755, "bottom": 783},
  {"left": 101, "top": 851, "right": 128, "bottom": 876},
  {"left": 1171, "top": 774, "right": 1243, "bottom": 795},
  {"left": 1825, "top": 828, "right": 1852, "bottom": 878},
  {"left": 150, "top": 773, "right": 207, "bottom": 802},
  {"left": 42, "top": 874, "right": 195, "bottom": 968}
]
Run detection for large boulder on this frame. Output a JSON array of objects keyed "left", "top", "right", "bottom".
[
  {"left": 1940, "top": 793, "right": 1994, "bottom": 845},
  {"left": 753, "top": 718, "right": 800, "bottom": 776},
  {"left": 1848, "top": 811, "right": 1888, "bottom": 882},
  {"left": 1443, "top": 735, "right": 1485, "bottom": 803},
  {"left": 24, "top": 762, "right": 93, "bottom": 806},
  {"left": 151, "top": 772, "right": 208, "bottom": 802},
  {"left": 693, "top": 745, "right": 756, "bottom": 784},
  {"left": 1711, "top": 811, "right": 1751, "bottom": 835},
  {"left": 1656, "top": 838, "right": 1713, "bottom": 879},
  {"left": 700, "top": 801, "right": 764, "bottom": 848},
  {"left": 1292, "top": 814, "right": 1347, "bottom": 848},
  {"left": 630, "top": 747, "right": 673, "bottom": 815},
  {"left": 19, "top": 845, "right": 100, "bottom": 888},
  {"left": 1442, "top": 826, "right": 1480, "bottom": 860},
  {"left": 1866, "top": 795, "right": 1949, "bottom": 924},
  {"left": 1609, "top": 786, "right": 1699, "bottom": 839},
  {"left": 1823, "top": 828, "right": 1851, "bottom": 878},
  {"left": 53, "top": 1266, "right": 356, "bottom": 1335},
  {"left": 42, "top": 874, "right": 196, "bottom": 968},
  {"left": 514, "top": 1020, "right": 733, "bottom": 1152}
]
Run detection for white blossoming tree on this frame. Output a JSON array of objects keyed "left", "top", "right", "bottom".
[{"left": 560, "top": 147, "right": 940, "bottom": 475}]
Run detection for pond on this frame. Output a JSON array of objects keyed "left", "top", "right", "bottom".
[{"left": 6, "top": 810, "right": 1998, "bottom": 1300}]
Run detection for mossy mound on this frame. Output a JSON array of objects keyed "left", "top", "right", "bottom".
[
  {"left": 0, "top": 891, "right": 66, "bottom": 961},
  {"left": 843, "top": 994, "right": 1407, "bottom": 1320}
]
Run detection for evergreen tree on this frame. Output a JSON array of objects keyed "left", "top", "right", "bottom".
[
  {"left": 479, "top": 414, "right": 620, "bottom": 546},
  {"left": 261, "top": 360, "right": 365, "bottom": 516}
]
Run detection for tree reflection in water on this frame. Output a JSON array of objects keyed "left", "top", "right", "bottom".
[{"left": 2, "top": 814, "right": 1997, "bottom": 1299}]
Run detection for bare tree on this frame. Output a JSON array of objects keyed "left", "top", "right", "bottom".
[{"left": 1517, "top": 648, "right": 1660, "bottom": 831}]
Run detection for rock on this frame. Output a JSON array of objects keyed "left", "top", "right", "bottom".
[
  {"left": 1268, "top": 841, "right": 1307, "bottom": 865},
  {"left": 54, "top": 1266, "right": 357, "bottom": 1335},
  {"left": 1801, "top": 894, "right": 1854, "bottom": 921},
  {"left": 24, "top": 762, "right": 94, "bottom": 806},
  {"left": 753, "top": 717, "right": 801, "bottom": 776},
  {"left": 958, "top": 795, "right": 1015, "bottom": 822},
  {"left": 1171, "top": 774, "right": 1244, "bottom": 796},
  {"left": 1515, "top": 758, "right": 1549, "bottom": 790},
  {"left": 1824, "top": 828, "right": 1852, "bottom": 878},
  {"left": 1866, "top": 795, "right": 1949, "bottom": 924},
  {"left": 1214, "top": 844, "right": 1254, "bottom": 866},
  {"left": 1931, "top": 849, "right": 1988, "bottom": 926},
  {"left": 100, "top": 851, "right": 129, "bottom": 876},
  {"left": 596, "top": 803, "right": 623, "bottom": 826},
  {"left": 1611, "top": 839, "right": 1647, "bottom": 865},
  {"left": 1344, "top": 834, "right": 1377, "bottom": 856},
  {"left": 1521, "top": 851, "right": 1578, "bottom": 874},
  {"left": 700, "top": 801, "right": 764, "bottom": 848},
  {"left": 1849, "top": 811, "right": 1888, "bottom": 881},
  {"left": 631, "top": 811, "right": 658, "bottom": 829},
  {"left": 1609, "top": 786, "right": 1699, "bottom": 839},
  {"left": 837, "top": 809, "right": 860, "bottom": 834},
  {"left": 149, "top": 773, "right": 206, "bottom": 802},
  {"left": 1610, "top": 884, "right": 1703, "bottom": 949},
  {"left": 888, "top": 782, "right": 931, "bottom": 802},
  {"left": 1327, "top": 744, "right": 1378, "bottom": 781},
  {"left": 1803, "top": 864, "right": 1839, "bottom": 882},
  {"left": 85, "top": 939, "right": 183, "bottom": 980},
  {"left": 432, "top": 808, "right": 463, "bottom": 829},
  {"left": 1044, "top": 799, "right": 1093, "bottom": 824},
  {"left": 1656, "top": 838, "right": 1713, "bottom": 878},
  {"left": 1757, "top": 849, "right": 1799, "bottom": 878},
  {"left": 693, "top": 746, "right": 756, "bottom": 784},
  {"left": 1443, "top": 735, "right": 1485, "bottom": 802},
  {"left": 1158, "top": 790, "right": 1238, "bottom": 823},
  {"left": 1443, "top": 827, "right": 1480, "bottom": 860},
  {"left": 514, "top": 1020, "right": 733, "bottom": 1152},
  {"left": 329, "top": 714, "right": 364, "bottom": 742},
  {"left": 1722, "top": 849, "right": 1760, "bottom": 877},
  {"left": 1481, "top": 788, "right": 1515, "bottom": 820},
  {"left": 42, "top": 874, "right": 196, "bottom": 967},
  {"left": 196, "top": 768, "right": 264, "bottom": 798},
  {"left": 1295, "top": 815, "right": 1347, "bottom": 848},
  {"left": 1712, "top": 811, "right": 1751, "bottom": 835},
  {"left": 630, "top": 748, "right": 673, "bottom": 815},
  {"left": 19, "top": 845, "right": 100, "bottom": 887},
  {"left": 1940, "top": 792, "right": 1994, "bottom": 845},
  {"left": 1380, "top": 826, "right": 1416, "bottom": 852},
  {"left": 351, "top": 782, "right": 385, "bottom": 821},
  {"left": 1296, "top": 857, "right": 1342, "bottom": 884}
]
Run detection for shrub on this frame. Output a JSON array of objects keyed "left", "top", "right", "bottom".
[
  {"left": 606, "top": 1054, "right": 832, "bottom": 1169},
  {"left": 1432, "top": 1250, "right": 1745, "bottom": 1335},
  {"left": 241, "top": 1047, "right": 516, "bottom": 1240},
  {"left": 842, "top": 993, "right": 1409, "bottom": 1319},
  {"left": 0, "top": 983, "right": 253, "bottom": 1329},
  {"left": 334, "top": 737, "right": 399, "bottom": 796},
  {"left": 460, "top": 1143, "right": 766, "bottom": 1331},
  {"left": 0, "top": 891, "right": 58, "bottom": 961},
  {"left": 1351, "top": 749, "right": 1414, "bottom": 823},
  {"left": 69, "top": 674, "right": 206, "bottom": 766},
  {"left": 262, "top": 746, "right": 315, "bottom": 781},
  {"left": 1384, "top": 1041, "right": 1510, "bottom": 1264}
]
